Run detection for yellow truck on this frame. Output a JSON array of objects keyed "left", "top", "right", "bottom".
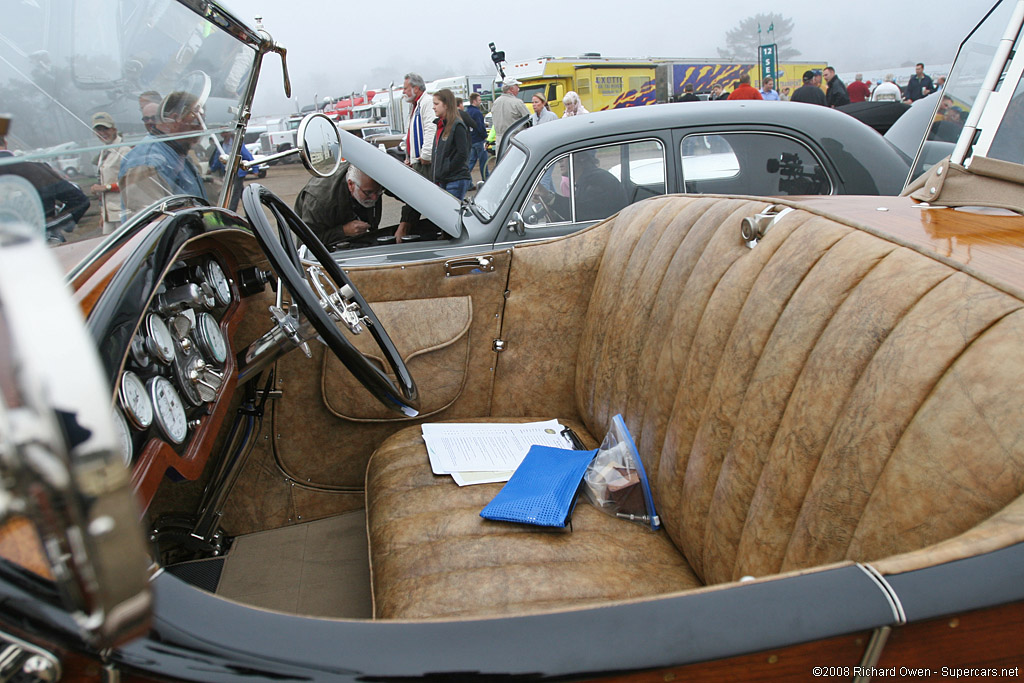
[{"left": 505, "top": 55, "right": 826, "bottom": 115}]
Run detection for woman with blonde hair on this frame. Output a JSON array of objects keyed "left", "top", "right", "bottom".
[
  {"left": 530, "top": 93, "right": 558, "bottom": 126},
  {"left": 430, "top": 88, "right": 472, "bottom": 199}
]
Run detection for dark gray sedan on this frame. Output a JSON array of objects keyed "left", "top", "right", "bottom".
[{"left": 330, "top": 100, "right": 911, "bottom": 265}]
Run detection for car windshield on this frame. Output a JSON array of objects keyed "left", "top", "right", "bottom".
[
  {"left": 473, "top": 144, "right": 528, "bottom": 220},
  {"left": 909, "top": 0, "right": 1020, "bottom": 182},
  {"left": 0, "top": 0, "right": 258, "bottom": 251}
]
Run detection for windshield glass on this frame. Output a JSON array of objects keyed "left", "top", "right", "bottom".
[
  {"left": 0, "top": 0, "right": 257, "bottom": 248},
  {"left": 909, "top": 0, "right": 1018, "bottom": 182},
  {"left": 474, "top": 145, "right": 527, "bottom": 220}
]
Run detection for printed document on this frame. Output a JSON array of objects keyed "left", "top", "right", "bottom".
[{"left": 422, "top": 420, "right": 573, "bottom": 484}]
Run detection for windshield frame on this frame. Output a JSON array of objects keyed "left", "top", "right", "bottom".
[
  {"left": 0, "top": 0, "right": 276, "bottom": 274},
  {"left": 907, "top": 0, "right": 1021, "bottom": 186}
]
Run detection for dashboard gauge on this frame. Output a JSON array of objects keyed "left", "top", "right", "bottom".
[
  {"left": 148, "top": 376, "right": 188, "bottom": 445},
  {"left": 195, "top": 312, "right": 228, "bottom": 364},
  {"left": 205, "top": 259, "right": 232, "bottom": 307},
  {"left": 119, "top": 371, "right": 153, "bottom": 429},
  {"left": 112, "top": 409, "right": 134, "bottom": 467},
  {"left": 145, "top": 313, "right": 176, "bottom": 364}
]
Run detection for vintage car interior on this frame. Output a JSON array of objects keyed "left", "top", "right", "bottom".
[{"left": 4, "top": 0, "right": 1024, "bottom": 680}]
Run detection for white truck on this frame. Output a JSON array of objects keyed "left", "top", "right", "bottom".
[{"left": 258, "top": 114, "right": 304, "bottom": 162}]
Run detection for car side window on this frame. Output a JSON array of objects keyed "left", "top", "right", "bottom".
[
  {"left": 522, "top": 140, "right": 666, "bottom": 228},
  {"left": 680, "top": 133, "right": 832, "bottom": 196}
]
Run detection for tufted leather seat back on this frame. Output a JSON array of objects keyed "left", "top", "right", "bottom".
[{"left": 575, "top": 196, "right": 1024, "bottom": 587}]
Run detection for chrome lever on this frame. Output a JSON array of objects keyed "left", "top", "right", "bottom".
[{"left": 444, "top": 255, "right": 495, "bottom": 277}]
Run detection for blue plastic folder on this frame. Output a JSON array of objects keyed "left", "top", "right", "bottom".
[{"left": 480, "top": 445, "right": 598, "bottom": 528}]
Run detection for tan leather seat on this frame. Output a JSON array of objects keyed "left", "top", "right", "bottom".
[
  {"left": 366, "top": 418, "right": 701, "bottom": 619},
  {"left": 366, "top": 196, "right": 1024, "bottom": 620}
]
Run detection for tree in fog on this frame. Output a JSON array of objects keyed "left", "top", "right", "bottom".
[{"left": 717, "top": 14, "right": 801, "bottom": 61}]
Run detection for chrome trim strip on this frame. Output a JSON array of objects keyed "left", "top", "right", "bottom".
[{"left": 857, "top": 563, "right": 907, "bottom": 625}]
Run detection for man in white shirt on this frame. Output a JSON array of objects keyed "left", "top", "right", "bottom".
[{"left": 871, "top": 74, "right": 903, "bottom": 102}]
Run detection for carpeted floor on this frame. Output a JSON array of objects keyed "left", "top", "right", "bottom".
[{"left": 216, "top": 511, "right": 372, "bottom": 618}]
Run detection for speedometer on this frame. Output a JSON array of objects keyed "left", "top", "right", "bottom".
[
  {"left": 148, "top": 376, "right": 188, "bottom": 445},
  {"left": 205, "top": 259, "right": 232, "bottom": 307},
  {"left": 145, "top": 313, "right": 176, "bottom": 364},
  {"left": 119, "top": 371, "right": 153, "bottom": 429},
  {"left": 195, "top": 312, "right": 228, "bottom": 364},
  {"left": 112, "top": 408, "right": 134, "bottom": 467}
]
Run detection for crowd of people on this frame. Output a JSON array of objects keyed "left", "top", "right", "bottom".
[{"left": 674, "top": 62, "right": 941, "bottom": 107}]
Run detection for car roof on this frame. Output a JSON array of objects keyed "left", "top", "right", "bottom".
[
  {"left": 512, "top": 100, "right": 909, "bottom": 193},
  {"left": 515, "top": 100, "right": 889, "bottom": 151}
]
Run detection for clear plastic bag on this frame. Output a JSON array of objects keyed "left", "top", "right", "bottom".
[{"left": 582, "top": 414, "right": 660, "bottom": 529}]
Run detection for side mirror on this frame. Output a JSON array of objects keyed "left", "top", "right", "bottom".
[
  {"left": 247, "top": 113, "right": 341, "bottom": 177},
  {"left": 298, "top": 113, "right": 342, "bottom": 177},
  {"left": 507, "top": 211, "right": 525, "bottom": 236}
]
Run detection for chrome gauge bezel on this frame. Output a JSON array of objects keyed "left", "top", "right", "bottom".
[
  {"left": 148, "top": 375, "right": 188, "bottom": 445},
  {"left": 205, "top": 259, "right": 232, "bottom": 307},
  {"left": 145, "top": 313, "right": 176, "bottom": 364},
  {"left": 112, "top": 408, "right": 134, "bottom": 467},
  {"left": 119, "top": 371, "right": 153, "bottom": 430},
  {"left": 195, "top": 312, "right": 228, "bottom": 365}
]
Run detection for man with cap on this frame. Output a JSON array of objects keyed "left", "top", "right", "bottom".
[
  {"left": 491, "top": 76, "right": 531, "bottom": 141},
  {"left": 88, "top": 112, "right": 132, "bottom": 234},
  {"left": 790, "top": 70, "right": 827, "bottom": 106}
]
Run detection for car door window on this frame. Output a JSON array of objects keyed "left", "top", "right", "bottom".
[
  {"left": 522, "top": 139, "right": 666, "bottom": 228},
  {"left": 680, "top": 133, "right": 832, "bottom": 196}
]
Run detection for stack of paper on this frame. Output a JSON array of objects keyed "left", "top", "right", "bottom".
[{"left": 422, "top": 420, "right": 575, "bottom": 486}]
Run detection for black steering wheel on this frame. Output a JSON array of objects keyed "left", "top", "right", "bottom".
[{"left": 241, "top": 183, "right": 419, "bottom": 416}]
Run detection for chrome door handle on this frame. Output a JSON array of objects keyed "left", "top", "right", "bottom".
[{"left": 444, "top": 255, "right": 495, "bottom": 277}]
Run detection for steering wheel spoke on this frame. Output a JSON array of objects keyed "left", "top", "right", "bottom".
[{"left": 241, "top": 183, "right": 419, "bottom": 416}]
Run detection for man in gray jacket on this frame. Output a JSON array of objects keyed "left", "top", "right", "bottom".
[{"left": 491, "top": 76, "right": 531, "bottom": 140}]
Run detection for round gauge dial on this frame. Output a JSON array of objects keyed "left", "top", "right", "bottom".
[
  {"left": 145, "top": 313, "right": 176, "bottom": 364},
  {"left": 148, "top": 376, "right": 188, "bottom": 445},
  {"left": 195, "top": 312, "right": 228, "bottom": 364},
  {"left": 119, "top": 371, "right": 153, "bottom": 429},
  {"left": 112, "top": 408, "right": 134, "bottom": 467},
  {"left": 206, "top": 259, "right": 232, "bottom": 307}
]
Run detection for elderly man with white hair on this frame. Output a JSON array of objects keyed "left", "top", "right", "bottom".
[
  {"left": 561, "top": 91, "right": 589, "bottom": 117},
  {"left": 293, "top": 162, "right": 386, "bottom": 249},
  {"left": 490, "top": 76, "right": 531, "bottom": 139},
  {"left": 402, "top": 72, "right": 436, "bottom": 173}
]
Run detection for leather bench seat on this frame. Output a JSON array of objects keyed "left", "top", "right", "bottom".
[
  {"left": 366, "top": 418, "right": 701, "bottom": 619},
  {"left": 366, "top": 195, "right": 1024, "bottom": 620}
]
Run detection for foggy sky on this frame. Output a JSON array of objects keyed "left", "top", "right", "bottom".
[{"left": 229, "top": 0, "right": 992, "bottom": 117}]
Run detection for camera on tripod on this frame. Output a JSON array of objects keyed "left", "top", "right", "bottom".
[
  {"left": 489, "top": 42, "right": 506, "bottom": 79},
  {"left": 766, "top": 151, "right": 826, "bottom": 195}
]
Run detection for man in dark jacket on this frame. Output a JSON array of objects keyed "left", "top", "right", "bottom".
[
  {"left": 823, "top": 67, "right": 850, "bottom": 108},
  {"left": 790, "top": 70, "right": 827, "bottom": 106},
  {"left": 462, "top": 94, "right": 489, "bottom": 181},
  {"left": 679, "top": 84, "right": 700, "bottom": 102},
  {"left": 904, "top": 63, "right": 935, "bottom": 102},
  {"left": 294, "top": 162, "right": 384, "bottom": 248}
]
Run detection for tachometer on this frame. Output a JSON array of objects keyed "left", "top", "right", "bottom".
[
  {"left": 148, "top": 376, "right": 188, "bottom": 445},
  {"left": 119, "top": 371, "right": 153, "bottom": 430},
  {"left": 195, "top": 312, "right": 227, "bottom": 364},
  {"left": 145, "top": 313, "right": 176, "bottom": 364},
  {"left": 205, "top": 259, "right": 232, "bottom": 307},
  {"left": 112, "top": 408, "right": 134, "bottom": 467}
]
